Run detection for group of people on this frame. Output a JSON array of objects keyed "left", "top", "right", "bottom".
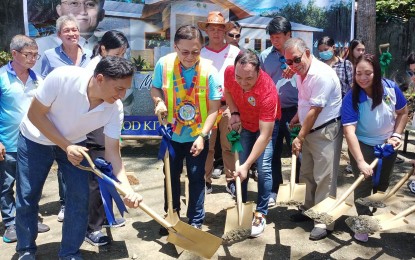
[{"left": 0, "top": 5, "right": 412, "bottom": 260}]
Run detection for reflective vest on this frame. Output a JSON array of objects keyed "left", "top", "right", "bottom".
[{"left": 162, "top": 53, "right": 211, "bottom": 136}]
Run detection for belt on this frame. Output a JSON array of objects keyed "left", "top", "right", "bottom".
[
  {"left": 281, "top": 106, "right": 297, "bottom": 113},
  {"left": 309, "top": 116, "right": 341, "bottom": 133}
]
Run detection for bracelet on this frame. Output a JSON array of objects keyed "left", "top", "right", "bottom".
[
  {"left": 231, "top": 111, "right": 240, "bottom": 116},
  {"left": 391, "top": 133, "right": 402, "bottom": 139}
]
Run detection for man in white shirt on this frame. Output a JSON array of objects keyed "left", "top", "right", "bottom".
[
  {"left": 15, "top": 56, "right": 142, "bottom": 259},
  {"left": 284, "top": 38, "right": 343, "bottom": 241},
  {"left": 198, "top": 11, "right": 240, "bottom": 196}
]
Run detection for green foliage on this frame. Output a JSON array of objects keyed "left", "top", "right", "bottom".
[
  {"left": 0, "top": 51, "right": 12, "bottom": 67},
  {"left": 147, "top": 35, "right": 170, "bottom": 48},
  {"left": 131, "top": 55, "right": 150, "bottom": 71},
  {"left": 376, "top": 0, "right": 415, "bottom": 23}
]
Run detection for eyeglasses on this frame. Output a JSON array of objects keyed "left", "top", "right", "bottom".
[
  {"left": 175, "top": 45, "right": 201, "bottom": 57},
  {"left": 16, "top": 50, "right": 41, "bottom": 60},
  {"left": 61, "top": 1, "right": 98, "bottom": 9},
  {"left": 285, "top": 52, "right": 304, "bottom": 65},
  {"left": 407, "top": 70, "right": 415, "bottom": 77},
  {"left": 279, "top": 56, "right": 287, "bottom": 70},
  {"left": 227, "top": 33, "right": 240, "bottom": 39}
]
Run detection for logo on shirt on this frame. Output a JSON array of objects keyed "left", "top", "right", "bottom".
[
  {"left": 248, "top": 96, "right": 256, "bottom": 106},
  {"left": 383, "top": 94, "right": 392, "bottom": 105}
]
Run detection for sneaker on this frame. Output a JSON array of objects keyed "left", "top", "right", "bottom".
[
  {"left": 37, "top": 222, "right": 50, "bottom": 233},
  {"left": 190, "top": 223, "right": 202, "bottom": 230},
  {"left": 268, "top": 192, "right": 277, "bottom": 207},
  {"left": 18, "top": 252, "right": 35, "bottom": 260},
  {"left": 85, "top": 230, "right": 110, "bottom": 246},
  {"left": 57, "top": 205, "right": 65, "bottom": 222},
  {"left": 205, "top": 182, "right": 212, "bottom": 194},
  {"left": 408, "top": 180, "right": 415, "bottom": 194},
  {"left": 345, "top": 163, "right": 353, "bottom": 173},
  {"left": 354, "top": 233, "right": 369, "bottom": 242},
  {"left": 309, "top": 227, "right": 329, "bottom": 240},
  {"left": 250, "top": 212, "right": 266, "bottom": 238},
  {"left": 102, "top": 217, "right": 126, "bottom": 228},
  {"left": 3, "top": 224, "right": 17, "bottom": 243},
  {"left": 211, "top": 168, "right": 222, "bottom": 179},
  {"left": 226, "top": 181, "right": 236, "bottom": 198}
]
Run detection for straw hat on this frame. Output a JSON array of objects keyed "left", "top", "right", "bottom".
[{"left": 197, "top": 11, "right": 233, "bottom": 31}]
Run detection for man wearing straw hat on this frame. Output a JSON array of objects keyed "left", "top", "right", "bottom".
[{"left": 198, "top": 11, "right": 240, "bottom": 197}]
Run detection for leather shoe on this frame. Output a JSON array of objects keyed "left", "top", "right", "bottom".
[
  {"left": 290, "top": 212, "right": 312, "bottom": 222},
  {"left": 309, "top": 227, "right": 329, "bottom": 240}
]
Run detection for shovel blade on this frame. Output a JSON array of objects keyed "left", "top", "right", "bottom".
[
  {"left": 291, "top": 183, "right": 306, "bottom": 203},
  {"left": 167, "top": 220, "right": 222, "bottom": 259},
  {"left": 224, "top": 203, "right": 254, "bottom": 235},
  {"left": 276, "top": 184, "right": 291, "bottom": 203},
  {"left": 306, "top": 197, "right": 352, "bottom": 225},
  {"left": 165, "top": 212, "right": 183, "bottom": 254},
  {"left": 374, "top": 212, "right": 410, "bottom": 231},
  {"left": 276, "top": 183, "right": 306, "bottom": 204}
]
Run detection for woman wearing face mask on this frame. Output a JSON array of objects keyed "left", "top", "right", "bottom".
[{"left": 318, "top": 36, "right": 353, "bottom": 97}]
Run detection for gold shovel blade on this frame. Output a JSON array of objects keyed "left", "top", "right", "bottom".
[
  {"left": 306, "top": 197, "right": 353, "bottom": 225},
  {"left": 165, "top": 212, "right": 183, "bottom": 254},
  {"left": 167, "top": 220, "right": 222, "bottom": 259},
  {"left": 224, "top": 202, "right": 254, "bottom": 235},
  {"left": 374, "top": 212, "right": 410, "bottom": 231},
  {"left": 276, "top": 183, "right": 306, "bottom": 204}
]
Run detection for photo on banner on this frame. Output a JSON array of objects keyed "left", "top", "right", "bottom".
[{"left": 24, "top": 0, "right": 354, "bottom": 137}]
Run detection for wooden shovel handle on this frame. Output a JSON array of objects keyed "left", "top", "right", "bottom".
[
  {"left": 384, "top": 167, "right": 414, "bottom": 200},
  {"left": 290, "top": 153, "right": 297, "bottom": 191},
  {"left": 234, "top": 152, "right": 243, "bottom": 224},
  {"left": 78, "top": 149, "right": 173, "bottom": 229},
  {"left": 391, "top": 204, "right": 415, "bottom": 220}
]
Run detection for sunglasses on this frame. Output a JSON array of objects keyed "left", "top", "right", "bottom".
[
  {"left": 407, "top": 70, "right": 415, "bottom": 77},
  {"left": 285, "top": 52, "right": 304, "bottom": 65},
  {"left": 279, "top": 56, "right": 287, "bottom": 70},
  {"left": 227, "top": 33, "right": 241, "bottom": 39}
]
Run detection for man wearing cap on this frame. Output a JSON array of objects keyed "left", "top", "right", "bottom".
[
  {"left": 198, "top": 11, "right": 240, "bottom": 197},
  {"left": 259, "top": 16, "right": 298, "bottom": 207}
]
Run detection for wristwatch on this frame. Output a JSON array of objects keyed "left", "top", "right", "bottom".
[{"left": 198, "top": 132, "right": 209, "bottom": 140}]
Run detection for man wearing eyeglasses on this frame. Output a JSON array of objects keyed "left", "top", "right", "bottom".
[
  {"left": 198, "top": 11, "right": 240, "bottom": 197},
  {"left": 225, "top": 21, "right": 242, "bottom": 49},
  {"left": 259, "top": 16, "right": 299, "bottom": 207},
  {"left": 0, "top": 35, "right": 50, "bottom": 244},
  {"left": 284, "top": 37, "right": 342, "bottom": 241},
  {"left": 33, "top": 0, "right": 105, "bottom": 74}
]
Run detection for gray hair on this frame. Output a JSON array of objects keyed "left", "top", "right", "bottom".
[
  {"left": 10, "top": 34, "right": 37, "bottom": 51},
  {"left": 283, "top": 38, "right": 308, "bottom": 53},
  {"left": 56, "top": 14, "right": 80, "bottom": 33}
]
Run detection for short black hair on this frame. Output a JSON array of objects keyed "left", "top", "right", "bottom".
[
  {"left": 229, "top": 21, "right": 242, "bottom": 32},
  {"left": 266, "top": 16, "right": 291, "bottom": 35},
  {"left": 92, "top": 30, "right": 129, "bottom": 58},
  {"left": 406, "top": 52, "right": 415, "bottom": 66},
  {"left": 174, "top": 25, "right": 204, "bottom": 46},
  {"left": 94, "top": 56, "right": 135, "bottom": 79},
  {"left": 317, "top": 36, "right": 335, "bottom": 47},
  {"left": 234, "top": 49, "right": 260, "bottom": 73}
]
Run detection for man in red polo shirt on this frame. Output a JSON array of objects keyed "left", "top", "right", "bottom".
[{"left": 225, "top": 49, "right": 281, "bottom": 238}]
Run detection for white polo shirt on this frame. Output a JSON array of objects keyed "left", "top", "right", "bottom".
[
  {"left": 20, "top": 66, "right": 123, "bottom": 145},
  {"left": 296, "top": 56, "right": 342, "bottom": 129}
]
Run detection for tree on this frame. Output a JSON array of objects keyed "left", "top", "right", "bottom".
[
  {"left": 356, "top": 0, "right": 376, "bottom": 55},
  {"left": 376, "top": 0, "right": 415, "bottom": 22}
]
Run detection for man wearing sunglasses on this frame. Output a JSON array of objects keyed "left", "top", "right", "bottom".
[
  {"left": 33, "top": 0, "right": 105, "bottom": 74},
  {"left": 198, "top": 11, "right": 240, "bottom": 197},
  {"left": 225, "top": 21, "right": 242, "bottom": 48},
  {"left": 259, "top": 16, "right": 299, "bottom": 207},
  {"left": 284, "top": 37, "right": 343, "bottom": 241}
]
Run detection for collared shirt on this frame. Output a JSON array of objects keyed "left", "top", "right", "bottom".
[
  {"left": 40, "top": 44, "right": 91, "bottom": 78},
  {"left": 225, "top": 66, "right": 281, "bottom": 132},
  {"left": 0, "top": 62, "right": 42, "bottom": 151},
  {"left": 20, "top": 66, "right": 123, "bottom": 145},
  {"left": 341, "top": 78, "right": 407, "bottom": 146},
  {"left": 331, "top": 57, "right": 353, "bottom": 95},
  {"left": 152, "top": 55, "right": 222, "bottom": 143},
  {"left": 260, "top": 46, "right": 298, "bottom": 108},
  {"left": 296, "top": 56, "right": 342, "bottom": 129},
  {"left": 201, "top": 44, "right": 240, "bottom": 99}
]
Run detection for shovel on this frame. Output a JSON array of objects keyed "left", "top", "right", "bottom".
[
  {"left": 78, "top": 150, "right": 223, "bottom": 259},
  {"left": 356, "top": 167, "right": 414, "bottom": 208},
  {"left": 304, "top": 158, "right": 379, "bottom": 225},
  {"left": 276, "top": 154, "right": 306, "bottom": 206},
  {"left": 158, "top": 116, "right": 182, "bottom": 253},
  {"left": 346, "top": 204, "right": 415, "bottom": 233}
]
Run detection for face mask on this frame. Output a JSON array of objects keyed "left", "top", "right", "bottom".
[{"left": 319, "top": 50, "right": 334, "bottom": 61}]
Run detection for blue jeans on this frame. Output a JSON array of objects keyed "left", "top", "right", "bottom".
[
  {"left": 15, "top": 134, "right": 89, "bottom": 258},
  {"left": 0, "top": 152, "right": 17, "bottom": 227},
  {"left": 272, "top": 108, "right": 299, "bottom": 192},
  {"left": 239, "top": 123, "right": 278, "bottom": 216},
  {"left": 57, "top": 168, "right": 66, "bottom": 206},
  {"left": 164, "top": 140, "right": 208, "bottom": 225}
]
